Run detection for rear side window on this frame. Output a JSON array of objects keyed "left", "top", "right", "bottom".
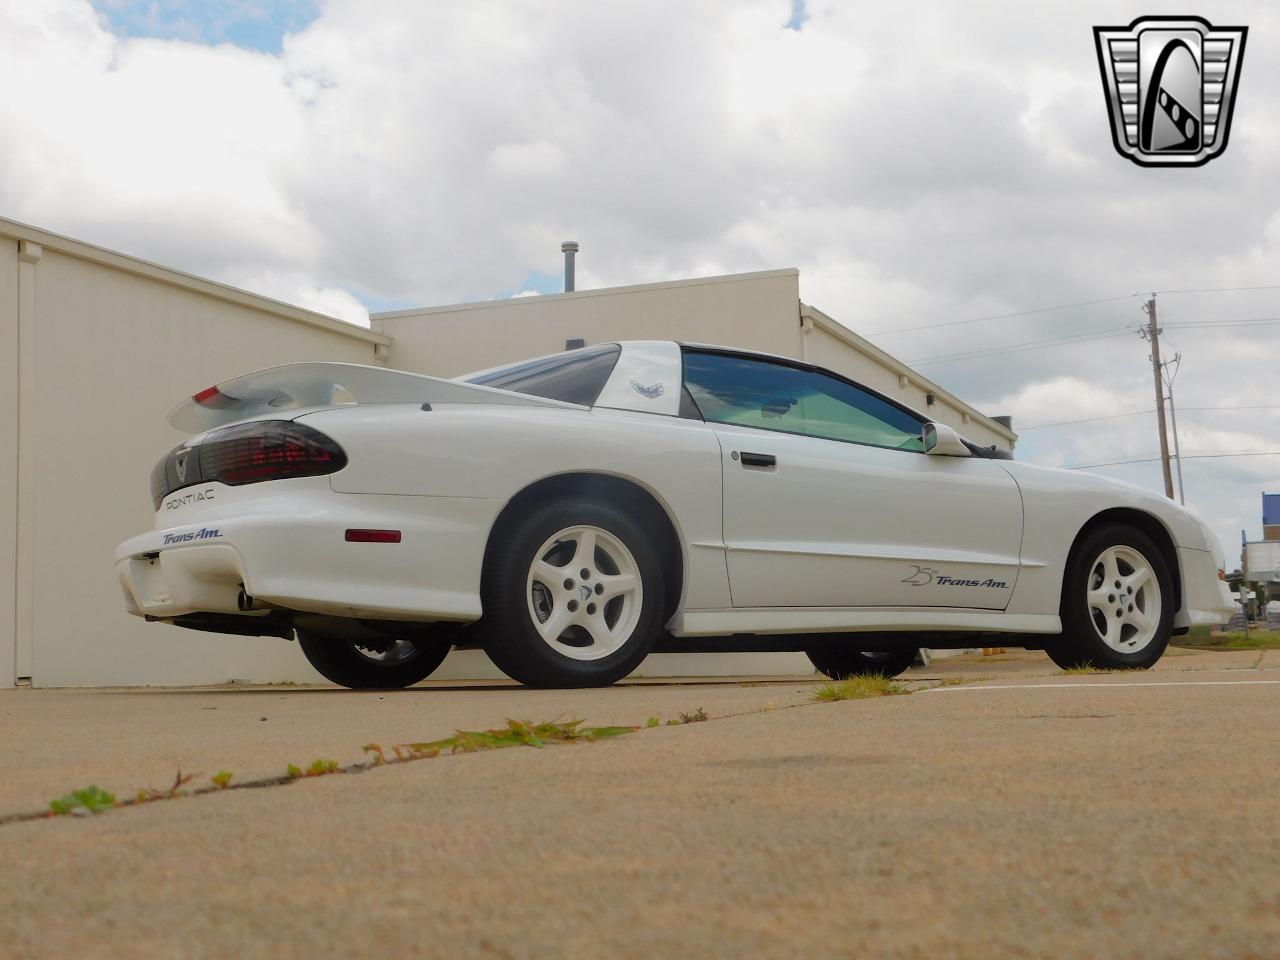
[{"left": 464, "top": 344, "right": 621, "bottom": 405}]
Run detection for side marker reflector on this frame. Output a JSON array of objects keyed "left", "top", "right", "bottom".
[{"left": 345, "top": 529, "right": 402, "bottom": 543}]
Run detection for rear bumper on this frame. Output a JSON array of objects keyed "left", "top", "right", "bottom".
[
  {"left": 116, "top": 490, "right": 503, "bottom": 625},
  {"left": 1176, "top": 546, "right": 1235, "bottom": 628}
]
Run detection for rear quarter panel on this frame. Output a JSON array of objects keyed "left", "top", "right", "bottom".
[{"left": 298, "top": 404, "right": 731, "bottom": 610}]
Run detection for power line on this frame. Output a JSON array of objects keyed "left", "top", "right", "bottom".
[
  {"left": 1157, "top": 285, "right": 1280, "bottom": 295},
  {"left": 1068, "top": 451, "right": 1280, "bottom": 470},
  {"left": 1164, "top": 319, "right": 1280, "bottom": 329},
  {"left": 1181, "top": 404, "right": 1280, "bottom": 412},
  {"left": 861, "top": 294, "right": 1139, "bottom": 338},
  {"left": 907, "top": 328, "right": 1131, "bottom": 366},
  {"left": 1167, "top": 321, "right": 1280, "bottom": 330},
  {"left": 1020, "top": 403, "right": 1280, "bottom": 431},
  {"left": 1019, "top": 409, "right": 1155, "bottom": 431},
  {"left": 862, "top": 286, "right": 1280, "bottom": 340}
]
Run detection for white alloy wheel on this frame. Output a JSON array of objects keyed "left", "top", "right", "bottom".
[
  {"left": 1086, "top": 544, "right": 1162, "bottom": 653},
  {"left": 525, "top": 525, "right": 643, "bottom": 661}
]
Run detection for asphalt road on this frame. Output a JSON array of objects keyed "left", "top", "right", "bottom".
[{"left": 1, "top": 649, "right": 1277, "bottom": 959}]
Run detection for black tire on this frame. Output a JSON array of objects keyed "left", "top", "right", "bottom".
[
  {"left": 297, "top": 629, "right": 452, "bottom": 689},
  {"left": 806, "top": 647, "right": 918, "bottom": 680},
  {"left": 479, "top": 496, "right": 666, "bottom": 688},
  {"left": 1046, "top": 523, "right": 1174, "bottom": 671}
]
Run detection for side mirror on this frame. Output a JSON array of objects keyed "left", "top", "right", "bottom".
[{"left": 922, "top": 422, "right": 971, "bottom": 457}]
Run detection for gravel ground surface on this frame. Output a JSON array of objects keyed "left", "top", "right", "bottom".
[{"left": 1, "top": 648, "right": 1276, "bottom": 959}]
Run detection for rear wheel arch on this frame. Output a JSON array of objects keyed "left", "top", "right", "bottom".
[
  {"left": 483, "top": 472, "right": 686, "bottom": 622},
  {"left": 1065, "top": 508, "right": 1182, "bottom": 616}
]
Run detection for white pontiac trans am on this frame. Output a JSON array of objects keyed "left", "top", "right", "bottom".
[{"left": 116, "top": 341, "right": 1234, "bottom": 688}]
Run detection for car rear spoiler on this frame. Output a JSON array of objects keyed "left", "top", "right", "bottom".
[{"left": 168, "top": 362, "right": 572, "bottom": 434}]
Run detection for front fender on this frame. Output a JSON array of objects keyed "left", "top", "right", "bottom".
[{"left": 1000, "top": 461, "right": 1222, "bottom": 617}]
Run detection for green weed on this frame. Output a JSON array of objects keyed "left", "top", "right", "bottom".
[
  {"left": 136, "top": 768, "right": 196, "bottom": 803},
  {"left": 49, "top": 786, "right": 116, "bottom": 816},
  {"left": 813, "top": 676, "right": 907, "bottom": 702},
  {"left": 397, "top": 719, "right": 635, "bottom": 758},
  {"left": 286, "top": 759, "right": 339, "bottom": 778},
  {"left": 31, "top": 719, "right": 634, "bottom": 825}
]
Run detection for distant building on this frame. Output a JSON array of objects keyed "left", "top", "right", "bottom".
[{"left": 1263, "top": 493, "right": 1280, "bottom": 541}]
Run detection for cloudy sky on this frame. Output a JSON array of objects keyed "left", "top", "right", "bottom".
[{"left": 2, "top": 0, "right": 1278, "bottom": 558}]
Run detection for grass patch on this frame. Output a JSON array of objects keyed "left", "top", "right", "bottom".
[
  {"left": 367, "top": 719, "right": 636, "bottom": 763},
  {"left": 813, "top": 675, "right": 907, "bottom": 702},
  {"left": 1055, "top": 665, "right": 1126, "bottom": 676},
  {"left": 675, "top": 707, "right": 709, "bottom": 724},
  {"left": 1173, "top": 628, "right": 1280, "bottom": 651}
]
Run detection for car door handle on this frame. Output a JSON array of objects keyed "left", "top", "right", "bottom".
[{"left": 738, "top": 451, "right": 777, "bottom": 469}]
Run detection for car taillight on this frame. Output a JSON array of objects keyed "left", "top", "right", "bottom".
[{"left": 197, "top": 421, "right": 347, "bottom": 486}]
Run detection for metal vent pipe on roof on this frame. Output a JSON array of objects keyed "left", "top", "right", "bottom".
[{"left": 561, "top": 241, "right": 579, "bottom": 292}]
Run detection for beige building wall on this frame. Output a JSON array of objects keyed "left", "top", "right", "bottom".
[
  {"left": 376, "top": 269, "right": 804, "bottom": 377},
  {"left": 1, "top": 219, "right": 388, "bottom": 687},
  {"left": 0, "top": 241, "right": 17, "bottom": 689}
]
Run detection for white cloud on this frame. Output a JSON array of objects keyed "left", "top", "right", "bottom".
[
  {"left": 488, "top": 141, "right": 567, "bottom": 180},
  {"left": 287, "top": 284, "right": 370, "bottom": 326},
  {"left": 1, "top": 0, "right": 1278, "bottom": 555}
]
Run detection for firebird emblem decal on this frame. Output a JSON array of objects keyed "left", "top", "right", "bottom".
[{"left": 630, "top": 380, "right": 665, "bottom": 399}]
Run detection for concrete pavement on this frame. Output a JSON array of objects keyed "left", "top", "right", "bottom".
[{"left": 1, "top": 648, "right": 1277, "bottom": 958}]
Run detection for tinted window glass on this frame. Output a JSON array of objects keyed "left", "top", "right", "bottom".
[
  {"left": 464, "top": 344, "right": 621, "bottom": 405},
  {"left": 683, "top": 352, "right": 925, "bottom": 451}
]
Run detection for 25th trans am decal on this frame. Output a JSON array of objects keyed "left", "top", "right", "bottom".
[
  {"left": 901, "top": 565, "right": 1009, "bottom": 590},
  {"left": 162, "top": 527, "right": 222, "bottom": 546}
]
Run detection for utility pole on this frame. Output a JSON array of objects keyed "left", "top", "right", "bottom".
[
  {"left": 1163, "top": 353, "right": 1185, "bottom": 505},
  {"left": 1166, "top": 387, "right": 1185, "bottom": 504},
  {"left": 1241, "top": 529, "right": 1251, "bottom": 643},
  {"left": 1142, "top": 296, "right": 1176, "bottom": 499}
]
